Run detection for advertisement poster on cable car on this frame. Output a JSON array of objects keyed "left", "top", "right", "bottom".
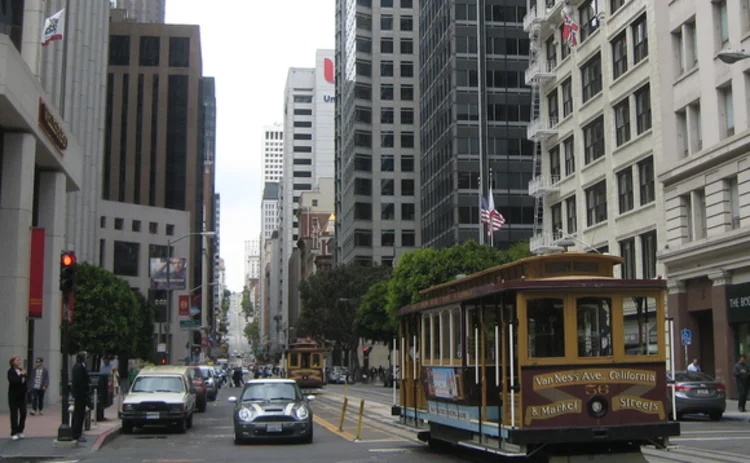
[
  {"left": 521, "top": 363, "right": 668, "bottom": 428},
  {"left": 423, "top": 367, "right": 464, "bottom": 400}
]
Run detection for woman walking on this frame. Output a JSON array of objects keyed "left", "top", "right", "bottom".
[{"left": 7, "top": 356, "right": 28, "bottom": 440}]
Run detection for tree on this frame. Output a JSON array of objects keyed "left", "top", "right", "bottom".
[
  {"left": 386, "top": 240, "right": 531, "bottom": 318},
  {"left": 241, "top": 286, "right": 253, "bottom": 320},
  {"left": 298, "top": 263, "right": 390, "bottom": 365},
  {"left": 244, "top": 319, "right": 260, "bottom": 346},
  {"left": 132, "top": 291, "right": 156, "bottom": 362},
  {"left": 355, "top": 280, "right": 395, "bottom": 344},
  {"left": 68, "top": 263, "right": 146, "bottom": 359}
]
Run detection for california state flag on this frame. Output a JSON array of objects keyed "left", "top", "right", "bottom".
[{"left": 41, "top": 9, "right": 65, "bottom": 46}]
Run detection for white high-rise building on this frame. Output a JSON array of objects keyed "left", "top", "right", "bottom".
[
  {"left": 244, "top": 239, "right": 261, "bottom": 282},
  {"left": 261, "top": 183, "right": 280, "bottom": 241},
  {"left": 113, "top": 0, "right": 166, "bottom": 23},
  {"left": 262, "top": 123, "right": 284, "bottom": 183},
  {"left": 278, "top": 49, "right": 335, "bottom": 335}
]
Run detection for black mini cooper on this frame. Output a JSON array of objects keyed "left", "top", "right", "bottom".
[{"left": 229, "top": 379, "right": 315, "bottom": 444}]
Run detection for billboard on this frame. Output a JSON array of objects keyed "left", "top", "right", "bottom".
[{"left": 149, "top": 257, "right": 187, "bottom": 290}]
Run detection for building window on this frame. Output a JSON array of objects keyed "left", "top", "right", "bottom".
[
  {"left": 583, "top": 116, "right": 605, "bottom": 164},
  {"left": 561, "top": 78, "right": 573, "bottom": 117},
  {"left": 547, "top": 89, "right": 558, "bottom": 123},
  {"left": 109, "top": 35, "right": 130, "bottom": 66},
  {"left": 631, "top": 14, "right": 648, "bottom": 64},
  {"left": 546, "top": 37, "right": 557, "bottom": 68},
  {"left": 401, "top": 179, "right": 415, "bottom": 196},
  {"left": 354, "top": 230, "right": 372, "bottom": 247},
  {"left": 640, "top": 230, "right": 657, "bottom": 279},
  {"left": 402, "top": 230, "right": 416, "bottom": 247},
  {"left": 132, "top": 220, "right": 141, "bottom": 232},
  {"left": 401, "top": 156, "right": 415, "bottom": 172},
  {"left": 168, "top": 37, "right": 190, "bottom": 67},
  {"left": 620, "top": 238, "right": 636, "bottom": 278},
  {"left": 611, "top": 31, "right": 627, "bottom": 79},
  {"left": 355, "top": 203, "right": 372, "bottom": 220},
  {"left": 113, "top": 241, "right": 140, "bottom": 277},
  {"left": 614, "top": 98, "right": 631, "bottom": 146},
  {"left": 563, "top": 136, "right": 575, "bottom": 176},
  {"left": 114, "top": 218, "right": 124, "bottom": 230},
  {"left": 720, "top": 84, "right": 735, "bottom": 137},
  {"left": 355, "top": 178, "right": 372, "bottom": 195},
  {"left": 549, "top": 146, "right": 560, "bottom": 179},
  {"left": 139, "top": 36, "right": 160, "bottom": 66},
  {"left": 638, "top": 157, "right": 655, "bottom": 205},
  {"left": 585, "top": 180, "right": 607, "bottom": 227},
  {"left": 551, "top": 203, "right": 563, "bottom": 233},
  {"left": 635, "top": 84, "right": 652, "bottom": 134},
  {"left": 166, "top": 224, "right": 174, "bottom": 236},
  {"left": 354, "top": 154, "right": 372, "bottom": 171},
  {"left": 617, "top": 167, "right": 634, "bottom": 214},
  {"left": 580, "top": 53, "right": 602, "bottom": 103},
  {"left": 579, "top": 0, "right": 600, "bottom": 42},
  {"left": 149, "top": 222, "right": 158, "bottom": 234},
  {"left": 611, "top": 0, "right": 626, "bottom": 15},
  {"left": 100, "top": 216, "right": 106, "bottom": 229},
  {"left": 381, "top": 203, "right": 395, "bottom": 220},
  {"left": 566, "top": 196, "right": 577, "bottom": 234},
  {"left": 401, "top": 203, "right": 415, "bottom": 220},
  {"left": 382, "top": 230, "right": 395, "bottom": 246},
  {"left": 716, "top": 0, "right": 729, "bottom": 47}
]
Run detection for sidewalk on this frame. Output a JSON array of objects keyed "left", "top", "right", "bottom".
[
  {"left": 0, "top": 396, "right": 121, "bottom": 459},
  {"left": 719, "top": 399, "right": 750, "bottom": 422}
]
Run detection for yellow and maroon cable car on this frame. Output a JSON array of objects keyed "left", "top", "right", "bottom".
[
  {"left": 285, "top": 339, "right": 326, "bottom": 390},
  {"left": 393, "top": 252, "right": 680, "bottom": 460}
]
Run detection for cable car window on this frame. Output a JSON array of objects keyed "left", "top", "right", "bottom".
[
  {"left": 623, "top": 296, "right": 658, "bottom": 356},
  {"left": 432, "top": 314, "right": 440, "bottom": 362},
  {"left": 301, "top": 353, "right": 310, "bottom": 368},
  {"left": 527, "top": 298, "right": 565, "bottom": 358},
  {"left": 452, "top": 310, "right": 461, "bottom": 361},
  {"left": 422, "top": 315, "right": 431, "bottom": 363},
  {"left": 290, "top": 353, "right": 299, "bottom": 367},
  {"left": 440, "top": 311, "right": 450, "bottom": 362},
  {"left": 576, "top": 297, "right": 613, "bottom": 357},
  {"left": 312, "top": 353, "right": 321, "bottom": 367}
]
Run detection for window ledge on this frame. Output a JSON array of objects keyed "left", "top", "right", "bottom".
[
  {"left": 579, "top": 91, "right": 604, "bottom": 114},
  {"left": 581, "top": 154, "right": 606, "bottom": 174},
  {"left": 674, "top": 65, "right": 699, "bottom": 86},
  {"left": 607, "top": 0, "right": 636, "bottom": 25},
  {"left": 611, "top": 55, "right": 650, "bottom": 87},
  {"left": 583, "top": 220, "right": 608, "bottom": 235},
  {"left": 612, "top": 129, "right": 652, "bottom": 156},
  {"left": 615, "top": 202, "right": 655, "bottom": 223}
]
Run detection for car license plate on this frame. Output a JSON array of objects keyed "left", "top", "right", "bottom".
[
  {"left": 146, "top": 412, "right": 160, "bottom": 420},
  {"left": 696, "top": 389, "right": 710, "bottom": 396},
  {"left": 266, "top": 423, "right": 282, "bottom": 433}
]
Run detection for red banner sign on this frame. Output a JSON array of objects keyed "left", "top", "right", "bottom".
[
  {"left": 28, "top": 228, "right": 45, "bottom": 318},
  {"left": 178, "top": 295, "right": 190, "bottom": 316}
]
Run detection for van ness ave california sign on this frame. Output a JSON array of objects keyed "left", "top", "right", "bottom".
[{"left": 38, "top": 99, "right": 68, "bottom": 151}]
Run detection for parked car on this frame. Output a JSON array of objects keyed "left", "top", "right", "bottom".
[
  {"left": 229, "top": 379, "right": 314, "bottom": 444},
  {"left": 119, "top": 366, "right": 197, "bottom": 433},
  {"left": 667, "top": 371, "right": 726, "bottom": 421},
  {"left": 197, "top": 366, "right": 219, "bottom": 401},
  {"left": 188, "top": 367, "right": 208, "bottom": 412}
]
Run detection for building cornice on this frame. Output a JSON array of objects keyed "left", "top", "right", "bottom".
[
  {"left": 708, "top": 270, "right": 731, "bottom": 287},
  {"left": 667, "top": 280, "right": 685, "bottom": 295}
]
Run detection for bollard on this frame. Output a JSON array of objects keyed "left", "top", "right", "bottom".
[
  {"left": 338, "top": 397, "right": 349, "bottom": 432},
  {"left": 91, "top": 389, "right": 98, "bottom": 429},
  {"left": 354, "top": 399, "right": 365, "bottom": 441}
]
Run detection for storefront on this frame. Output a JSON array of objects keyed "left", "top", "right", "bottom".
[{"left": 727, "top": 282, "right": 750, "bottom": 359}]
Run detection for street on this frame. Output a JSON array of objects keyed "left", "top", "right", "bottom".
[{"left": 10, "top": 383, "right": 747, "bottom": 463}]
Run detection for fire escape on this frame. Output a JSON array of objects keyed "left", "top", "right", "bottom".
[{"left": 525, "top": 0, "right": 565, "bottom": 254}]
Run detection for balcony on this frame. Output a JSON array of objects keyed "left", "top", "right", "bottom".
[
  {"left": 523, "top": 5, "right": 542, "bottom": 32},
  {"left": 525, "top": 60, "right": 557, "bottom": 86},
  {"left": 527, "top": 117, "right": 558, "bottom": 141},
  {"left": 543, "top": 0, "right": 565, "bottom": 23},
  {"left": 529, "top": 231, "right": 566, "bottom": 255},
  {"left": 528, "top": 175, "right": 560, "bottom": 198}
]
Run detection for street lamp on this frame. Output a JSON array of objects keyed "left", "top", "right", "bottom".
[
  {"left": 165, "top": 231, "right": 216, "bottom": 363},
  {"left": 718, "top": 49, "right": 750, "bottom": 64}
]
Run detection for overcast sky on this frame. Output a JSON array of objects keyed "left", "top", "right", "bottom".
[{"left": 165, "top": 0, "right": 335, "bottom": 292}]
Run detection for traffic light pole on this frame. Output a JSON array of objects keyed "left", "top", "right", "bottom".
[{"left": 57, "top": 292, "right": 73, "bottom": 441}]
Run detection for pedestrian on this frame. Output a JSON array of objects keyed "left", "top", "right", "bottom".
[
  {"left": 734, "top": 355, "right": 749, "bottom": 412},
  {"left": 687, "top": 358, "right": 701, "bottom": 372},
  {"left": 30, "top": 357, "right": 49, "bottom": 415},
  {"left": 72, "top": 351, "right": 90, "bottom": 442},
  {"left": 7, "top": 355, "right": 28, "bottom": 440}
]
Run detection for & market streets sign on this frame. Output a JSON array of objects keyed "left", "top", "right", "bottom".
[{"left": 38, "top": 99, "right": 68, "bottom": 151}]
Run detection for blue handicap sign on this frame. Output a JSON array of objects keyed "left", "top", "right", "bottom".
[{"left": 681, "top": 329, "right": 692, "bottom": 346}]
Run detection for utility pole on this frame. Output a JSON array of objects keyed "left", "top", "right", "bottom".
[{"left": 56, "top": 251, "right": 77, "bottom": 442}]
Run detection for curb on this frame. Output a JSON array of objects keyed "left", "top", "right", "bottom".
[
  {"left": 90, "top": 425, "right": 121, "bottom": 452},
  {"left": 718, "top": 415, "right": 750, "bottom": 422}
]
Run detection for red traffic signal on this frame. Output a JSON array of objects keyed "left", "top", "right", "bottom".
[
  {"left": 160, "top": 358, "right": 167, "bottom": 364},
  {"left": 60, "top": 251, "right": 77, "bottom": 293},
  {"left": 61, "top": 253, "right": 76, "bottom": 267}
]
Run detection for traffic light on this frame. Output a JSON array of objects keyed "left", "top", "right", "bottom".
[
  {"left": 59, "top": 251, "right": 77, "bottom": 293},
  {"left": 192, "top": 330, "right": 201, "bottom": 346},
  {"left": 157, "top": 352, "right": 168, "bottom": 365},
  {"left": 192, "top": 346, "right": 201, "bottom": 355},
  {"left": 362, "top": 346, "right": 373, "bottom": 357}
]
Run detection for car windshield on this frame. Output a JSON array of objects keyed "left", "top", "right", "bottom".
[
  {"left": 241, "top": 383, "right": 299, "bottom": 402},
  {"left": 673, "top": 372, "right": 715, "bottom": 382},
  {"left": 132, "top": 376, "right": 184, "bottom": 393}
]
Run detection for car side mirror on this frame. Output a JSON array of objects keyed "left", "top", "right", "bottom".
[
  {"left": 306, "top": 395, "right": 315, "bottom": 402},
  {"left": 228, "top": 396, "right": 237, "bottom": 403}
]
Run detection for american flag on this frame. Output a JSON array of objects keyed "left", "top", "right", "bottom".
[
  {"left": 480, "top": 190, "right": 505, "bottom": 236},
  {"left": 561, "top": 11, "right": 579, "bottom": 47}
]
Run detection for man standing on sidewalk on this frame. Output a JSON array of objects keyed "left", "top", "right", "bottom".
[
  {"left": 72, "top": 352, "right": 90, "bottom": 442},
  {"left": 30, "top": 358, "right": 49, "bottom": 415},
  {"left": 734, "top": 355, "right": 749, "bottom": 412}
]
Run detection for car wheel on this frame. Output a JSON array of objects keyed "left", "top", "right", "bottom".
[
  {"left": 121, "top": 420, "right": 134, "bottom": 434},
  {"left": 234, "top": 432, "right": 243, "bottom": 445},
  {"left": 198, "top": 398, "right": 207, "bottom": 412},
  {"left": 709, "top": 412, "right": 723, "bottom": 421},
  {"left": 302, "top": 426, "right": 313, "bottom": 444},
  {"left": 174, "top": 418, "right": 187, "bottom": 434},
  {"left": 186, "top": 413, "right": 193, "bottom": 429}
]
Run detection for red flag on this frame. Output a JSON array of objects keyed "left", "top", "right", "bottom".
[{"left": 561, "top": 12, "right": 579, "bottom": 47}]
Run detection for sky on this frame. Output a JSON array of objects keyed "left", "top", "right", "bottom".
[{"left": 165, "top": 0, "right": 334, "bottom": 292}]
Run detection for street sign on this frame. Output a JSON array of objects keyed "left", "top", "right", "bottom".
[
  {"left": 179, "top": 320, "right": 200, "bottom": 331},
  {"left": 681, "top": 329, "right": 692, "bottom": 346}
]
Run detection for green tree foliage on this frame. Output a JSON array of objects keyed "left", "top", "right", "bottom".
[
  {"left": 355, "top": 281, "right": 395, "bottom": 344},
  {"left": 241, "top": 286, "right": 253, "bottom": 320},
  {"left": 132, "top": 291, "right": 156, "bottom": 362},
  {"left": 297, "top": 263, "right": 390, "bottom": 352},
  {"left": 69, "top": 263, "right": 149, "bottom": 358},
  {"left": 386, "top": 241, "right": 531, "bottom": 317},
  {"left": 243, "top": 319, "right": 259, "bottom": 346}
]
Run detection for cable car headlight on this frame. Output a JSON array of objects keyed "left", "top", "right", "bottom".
[
  {"left": 294, "top": 405, "right": 309, "bottom": 420},
  {"left": 587, "top": 396, "right": 609, "bottom": 419},
  {"left": 238, "top": 407, "right": 256, "bottom": 422}
]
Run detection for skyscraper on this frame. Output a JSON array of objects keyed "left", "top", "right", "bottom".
[
  {"left": 262, "top": 123, "right": 284, "bottom": 183},
  {"left": 419, "top": 0, "right": 534, "bottom": 249},
  {"left": 334, "top": 0, "right": 422, "bottom": 266},
  {"left": 113, "top": 0, "right": 166, "bottom": 24}
]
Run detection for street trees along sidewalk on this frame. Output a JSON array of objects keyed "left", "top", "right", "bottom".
[{"left": 69, "top": 262, "right": 156, "bottom": 362}]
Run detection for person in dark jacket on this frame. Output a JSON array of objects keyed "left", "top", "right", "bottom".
[
  {"left": 7, "top": 355, "right": 28, "bottom": 440},
  {"left": 30, "top": 357, "right": 49, "bottom": 415},
  {"left": 71, "top": 351, "right": 90, "bottom": 442},
  {"left": 734, "top": 355, "right": 749, "bottom": 412}
]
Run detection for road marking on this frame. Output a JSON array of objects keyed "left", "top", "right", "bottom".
[
  {"left": 142, "top": 460, "right": 205, "bottom": 463},
  {"left": 313, "top": 414, "right": 356, "bottom": 440},
  {"left": 672, "top": 436, "right": 750, "bottom": 441},
  {"left": 355, "top": 438, "right": 410, "bottom": 443},
  {"left": 368, "top": 448, "right": 410, "bottom": 453}
]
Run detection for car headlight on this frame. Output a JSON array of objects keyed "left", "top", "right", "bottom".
[
  {"left": 238, "top": 407, "right": 255, "bottom": 422},
  {"left": 169, "top": 403, "right": 185, "bottom": 411},
  {"left": 294, "top": 405, "right": 309, "bottom": 420},
  {"left": 122, "top": 404, "right": 135, "bottom": 412}
]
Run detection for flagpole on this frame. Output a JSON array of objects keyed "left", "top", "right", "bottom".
[
  {"left": 489, "top": 168, "right": 494, "bottom": 248},
  {"left": 59, "top": 0, "right": 71, "bottom": 119},
  {"left": 478, "top": 175, "right": 484, "bottom": 245}
]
